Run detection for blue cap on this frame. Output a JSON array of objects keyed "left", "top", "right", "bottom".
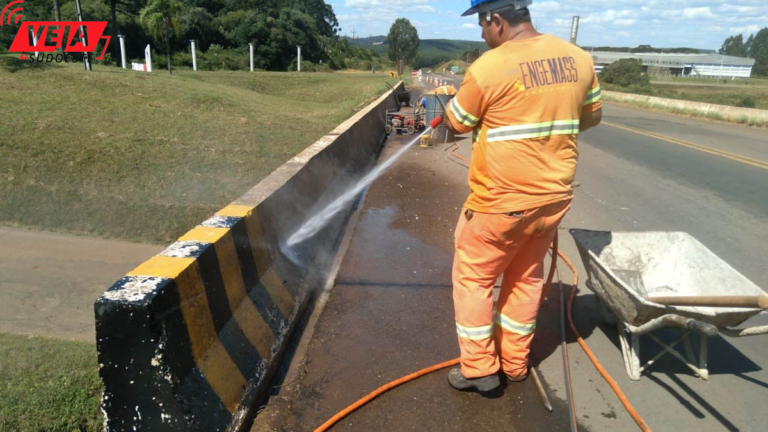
[{"left": 462, "top": 0, "right": 532, "bottom": 17}]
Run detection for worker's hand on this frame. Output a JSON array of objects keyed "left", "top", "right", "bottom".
[{"left": 430, "top": 115, "right": 443, "bottom": 129}]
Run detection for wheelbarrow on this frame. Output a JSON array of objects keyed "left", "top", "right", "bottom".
[{"left": 570, "top": 229, "right": 768, "bottom": 381}]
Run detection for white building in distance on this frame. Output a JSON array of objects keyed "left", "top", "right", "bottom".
[{"left": 591, "top": 52, "right": 755, "bottom": 79}]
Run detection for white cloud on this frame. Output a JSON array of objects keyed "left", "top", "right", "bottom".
[
  {"left": 682, "top": 7, "right": 715, "bottom": 19},
  {"left": 327, "top": 0, "right": 768, "bottom": 50}
]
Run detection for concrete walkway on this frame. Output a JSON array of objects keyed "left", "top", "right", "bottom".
[{"left": 0, "top": 227, "right": 162, "bottom": 342}]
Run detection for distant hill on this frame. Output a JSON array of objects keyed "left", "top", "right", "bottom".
[
  {"left": 345, "top": 36, "right": 387, "bottom": 45},
  {"left": 346, "top": 36, "right": 488, "bottom": 69},
  {"left": 345, "top": 37, "right": 714, "bottom": 69}
]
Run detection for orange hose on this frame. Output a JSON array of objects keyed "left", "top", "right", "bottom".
[
  {"left": 449, "top": 142, "right": 468, "bottom": 165},
  {"left": 312, "top": 358, "right": 460, "bottom": 432},
  {"left": 541, "top": 233, "right": 559, "bottom": 306},
  {"left": 557, "top": 250, "right": 653, "bottom": 432},
  {"left": 312, "top": 247, "right": 653, "bottom": 432}
]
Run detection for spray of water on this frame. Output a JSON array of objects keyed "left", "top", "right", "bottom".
[{"left": 286, "top": 128, "right": 432, "bottom": 248}]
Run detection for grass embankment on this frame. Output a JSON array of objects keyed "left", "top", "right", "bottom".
[
  {"left": 0, "top": 333, "right": 103, "bottom": 432},
  {"left": 0, "top": 55, "right": 398, "bottom": 244},
  {"left": 431, "top": 59, "right": 468, "bottom": 75},
  {"left": 604, "top": 80, "right": 768, "bottom": 127},
  {"left": 653, "top": 76, "right": 768, "bottom": 87},
  {"left": 622, "top": 83, "right": 768, "bottom": 110}
]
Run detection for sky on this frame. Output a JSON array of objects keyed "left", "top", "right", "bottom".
[{"left": 326, "top": 0, "right": 768, "bottom": 50}]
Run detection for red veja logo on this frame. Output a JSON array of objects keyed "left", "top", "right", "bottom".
[{"left": 2, "top": 0, "right": 111, "bottom": 60}]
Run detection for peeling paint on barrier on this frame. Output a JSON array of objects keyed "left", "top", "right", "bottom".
[
  {"left": 159, "top": 241, "right": 207, "bottom": 258},
  {"left": 100, "top": 276, "right": 165, "bottom": 303}
]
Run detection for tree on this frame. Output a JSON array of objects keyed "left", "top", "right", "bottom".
[
  {"left": 463, "top": 48, "right": 480, "bottom": 63},
  {"left": 233, "top": 8, "right": 326, "bottom": 71},
  {"left": 181, "top": 7, "right": 222, "bottom": 51},
  {"left": 599, "top": 58, "right": 650, "bottom": 89},
  {"left": 750, "top": 28, "right": 768, "bottom": 76},
  {"left": 746, "top": 34, "right": 754, "bottom": 57},
  {"left": 53, "top": 0, "right": 61, "bottom": 22},
  {"left": 140, "top": 0, "right": 183, "bottom": 74},
  {"left": 387, "top": 18, "right": 419, "bottom": 65},
  {"left": 719, "top": 34, "right": 748, "bottom": 57}
]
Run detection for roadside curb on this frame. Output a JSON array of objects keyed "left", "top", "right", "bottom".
[{"left": 604, "top": 90, "right": 768, "bottom": 126}]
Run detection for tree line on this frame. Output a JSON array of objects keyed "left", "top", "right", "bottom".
[
  {"left": 0, "top": 0, "right": 384, "bottom": 73},
  {"left": 719, "top": 28, "right": 768, "bottom": 76}
]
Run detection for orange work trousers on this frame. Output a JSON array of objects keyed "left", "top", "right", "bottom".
[{"left": 452, "top": 199, "right": 571, "bottom": 379}]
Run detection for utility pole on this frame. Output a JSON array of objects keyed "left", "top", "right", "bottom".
[
  {"left": 569, "top": 16, "right": 580, "bottom": 45},
  {"left": 73, "top": 0, "right": 91, "bottom": 71}
]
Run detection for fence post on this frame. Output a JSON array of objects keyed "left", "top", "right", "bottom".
[
  {"left": 118, "top": 34, "right": 126, "bottom": 69},
  {"left": 30, "top": 27, "right": 38, "bottom": 58},
  {"left": 297, "top": 45, "right": 301, "bottom": 72},
  {"left": 145, "top": 44, "right": 152, "bottom": 72},
  {"left": 249, "top": 43, "right": 254, "bottom": 72}
]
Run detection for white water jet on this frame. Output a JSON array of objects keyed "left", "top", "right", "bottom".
[{"left": 286, "top": 128, "right": 432, "bottom": 248}]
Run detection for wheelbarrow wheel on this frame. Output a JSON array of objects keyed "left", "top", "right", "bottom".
[
  {"left": 385, "top": 124, "right": 393, "bottom": 135},
  {"left": 596, "top": 297, "right": 618, "bottom": 327}
]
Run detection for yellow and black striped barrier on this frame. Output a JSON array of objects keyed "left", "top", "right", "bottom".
[
  {"left": 95, "top": 82, "right": 407, "bottom": 432},
  {"left": 96, "top": 206, "right": 300, "bottom": 431}
]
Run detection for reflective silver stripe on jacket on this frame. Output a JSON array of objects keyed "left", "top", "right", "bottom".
[
  {"left": 486, "top": 119, "right": 580, "bottom": 142},
  {"left": 584, "top": 85, "right": 602, "bottom": 105},
  {"left": 449, "top": 98, "right": 480, "bottom": 128}
]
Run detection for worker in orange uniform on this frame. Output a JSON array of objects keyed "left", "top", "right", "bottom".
[{"left": 434, "top": 0, "right": 603, "bottom": 392}]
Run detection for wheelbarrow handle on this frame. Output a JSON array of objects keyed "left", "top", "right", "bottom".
[
  {"left": 646, "top": 296, "right": 768, "bottom": 310},
  {"left": 627, "top": 314, "right": 718, "bottom": 337}
]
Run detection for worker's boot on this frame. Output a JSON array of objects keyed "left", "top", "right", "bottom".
[
  {"left": 505, "top": 372, "right": 528, "bottom": 383},
  {"left": 447, "top": 367, "right": 500, "bottom": 392}
]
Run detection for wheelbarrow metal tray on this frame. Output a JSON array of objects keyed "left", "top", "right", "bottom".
[{"left": 569, "top": 229, "right": 764, "bottom": 328}]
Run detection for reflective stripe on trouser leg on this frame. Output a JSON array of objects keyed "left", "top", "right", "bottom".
[
  {"left": 496, "top": 200, "right": 571, "bottom": 377},
  {"left": 453, "top": 209, "right": 524, "bottom": 379}
]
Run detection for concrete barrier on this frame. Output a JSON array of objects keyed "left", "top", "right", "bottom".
[
  {"left": 94, "top": 82, "right": 405, "bottom": 432},
  {"left": 604, "top": 90, "right": 768, "bottom": 124}
]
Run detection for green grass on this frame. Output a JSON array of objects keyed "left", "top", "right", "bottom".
[
  {"left": 0, "top": 333, "right": 103, "bottom": 432},
  {"left": 653, "top": 76, "right": 768, "bottom": 87},
  {"left": 649, "top": 85, "right": 768, "bottom": 110},
  {"left": 0, "top": 55, "right": 399, "bottom": 244}
]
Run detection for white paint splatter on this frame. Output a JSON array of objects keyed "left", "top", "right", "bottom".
[
  {"left": 159, "top": 241, "right": 207, "bottom": 258},
  {"left": 201, "top": 215, "right": 238, "bottom": 228},
  {"left": 100, "top": 277, "right": 164, "bottom": 303}
]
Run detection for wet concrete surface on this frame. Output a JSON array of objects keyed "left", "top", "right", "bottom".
[{"left": 253, "top": 129, "right": 581, "bottom": 431}]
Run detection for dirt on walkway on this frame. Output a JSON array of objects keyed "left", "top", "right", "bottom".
[{"left": 0, "top": 227, "right": 162, "bottom": 342}]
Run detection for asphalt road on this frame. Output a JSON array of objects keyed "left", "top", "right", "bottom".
[{"left": 252, "top": 80, "right": 768, "bottom": 432}]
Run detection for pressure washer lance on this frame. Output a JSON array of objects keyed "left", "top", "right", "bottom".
[{"left": 530, "top": 366, "right": 553, "bottom": 412}]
